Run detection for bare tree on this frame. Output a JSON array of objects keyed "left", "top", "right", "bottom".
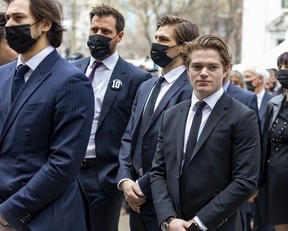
[{"left": 119, "top": 0, "right": 243, "bottom": 63}]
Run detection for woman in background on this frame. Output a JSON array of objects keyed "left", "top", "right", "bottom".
[{"left": 262, "top": 51, "right": 288, "bottom": 231}]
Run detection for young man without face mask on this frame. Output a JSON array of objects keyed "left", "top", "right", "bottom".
[
  {"left": 0, "top": 0, "right": 95, "bottom": 230},
  {"left": 116, "top": 15, "right": 199, "bottom": 231},
  {"left": 72, "top": 4, "right": 152, "bottom": 231}
]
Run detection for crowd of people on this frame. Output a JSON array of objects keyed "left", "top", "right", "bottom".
[{"left": 0, "top": 0, "right": 287, "bottom": 231}]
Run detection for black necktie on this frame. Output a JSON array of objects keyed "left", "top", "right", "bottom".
[
  {"left": 88, "top": 61, "right": 102, "bottom": 82},
  {"left": 13, "top": 65, "right": 30, "bottom": 100},
  {"left": 180, "top": 101, "right": 206, "bottom": 210},
  {"left": 132, "top": 76, "right": 165, "bottom": 174}
]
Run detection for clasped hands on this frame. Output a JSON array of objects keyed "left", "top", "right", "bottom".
[{"left": 120, "top": 180, "right": 146, "bottom": 213}]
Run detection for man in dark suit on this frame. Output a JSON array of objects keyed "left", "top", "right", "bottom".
[
  {"left": 0, "top": 0, "right": 94, "bottom": 230},
  {"left": 224, "top": 74, "right": 259, "bottom": 231},
  {"left": 116, "top": 16, "right": 199, "bottom": 231},
  {"left": 243, "top": 67, "right": 274, "bottom": 132},
  {"left": 150, "top": 35, "right": 261, "bottom": 231},
  {"left": 73, "top": 4, "right": 151, "bottom": 231}
]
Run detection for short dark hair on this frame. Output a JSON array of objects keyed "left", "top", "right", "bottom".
[
  {"left": 0, "top": 12, "right": 6, "bottom": 39},
  {"left": 157, "top": 15, "right": 199, "bottom": 45},
  {"left": 3, "top": 0, "right": 65, "bottom": 48},
  {"left": 89, "top": 4, "right": 125, "bottom": 34},
  {"left": 277, "top": 52, "right": 288, "bottom": 69}
]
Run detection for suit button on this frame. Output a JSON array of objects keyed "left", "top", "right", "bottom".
[
  {"left": 267, "top": 159, "right": 270, "bottom": 163},
  {"left": 176, "top": 176, "right": 179, "bottom": 180},
  {"left": 25, "top": 129, "right": 30, "bottom": 136},
  {"left": 14, "top": 156, "right": 20, "bottom": 164},
  {"left": 9, "top": 185, "right": 15, "bottom": 192}
]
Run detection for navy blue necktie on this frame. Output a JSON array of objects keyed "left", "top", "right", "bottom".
[
  {"left": 181, "top": 101, "right": 206, "bottom": 210},
  {"left": 13, "top": 65, "right": 30, "bottom": 101},
  {"left": 132, "top": 76, "right": 165, "bottom": 174},
  {"left": 88, "top": 61, "right": 102, "bottom": 82}
]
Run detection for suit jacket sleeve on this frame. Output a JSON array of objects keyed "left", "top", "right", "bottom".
[
  {"left": 150, "top": 113, "right": 178, "bottom": 223},
  {"left": 116, "top": 89, "right": 140, "bottom": 184},
  {"left": 0, "top": 72, "right": 94, "bottom": 228}
]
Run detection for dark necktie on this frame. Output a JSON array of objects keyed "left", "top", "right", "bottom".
[
  {"left": 180, "top": 101, "right": 206, "bottom": 210},
  {"left": 132, "top": 76, "right": 165, "bottom": 174},
  {"left": 13, "top": 64, "right": 30, "bottom": 101},
  {"left": 88, "top": 61, "right": 102, "bottom": 82}
]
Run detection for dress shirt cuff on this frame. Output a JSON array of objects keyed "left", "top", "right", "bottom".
[
  {"left": 194, "top": 216, "right": 207, "bottom": 230},
  {"left": 135, "top": 179, "right": 144, "bottom": 195},
  {"left": 117, "top": 178, "right": 133, "bottom": 191}
]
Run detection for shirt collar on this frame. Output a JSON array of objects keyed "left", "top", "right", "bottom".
[
  {"left": 17, "top": 45, "right": 54, "bottom": 71},
  {"left": 223, "top": 79, "right": 230, "bottom": 92},
  {"left": 161, "top": 65, "right": 186, "bottom": 84},
  {"left": 191, "top": 87, "right": 224, "bottom": 111},
  {"left": 89, "top": 51, "right": 119, "bottom": 70}
]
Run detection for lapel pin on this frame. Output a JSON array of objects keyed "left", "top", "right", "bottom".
[{"left": 110, "top": 79, "right": 122, "bottom": 91}]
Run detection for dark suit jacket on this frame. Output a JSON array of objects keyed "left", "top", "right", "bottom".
[
  {"left": 117, "top": 70, "right": 192, "bottom": 199},
  {"left": 260, "top": 93, "right": 285, "bottom": 187},
  {"left": 0, "top": 50, "right": 94, "bottom": 230},
  {"left": 73, "top": 56, "right": 151, "bottom": 196},
  {"left": 150, "top": 93, "right": 260, "bottom": 231},
  {"left": 258, "top": 91, "right": 273, "bottom": 132},
  {"left": 226, "top": 82, "right": 258, "bottom": 113}
]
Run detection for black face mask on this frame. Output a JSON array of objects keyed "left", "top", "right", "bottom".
[
  {"left": 277, "top": 69, "right": 288, "bottom": 89},
  {"left": 5, "top": 21, "right": 39, "bottom": 54},
  {"left": 87, "top": 34, "right": 114, "bottom": 60},
  {"left": 150, "top": 43, "right": 178, "bottom": 68},
  {"left": 245, "top": 80, "right": 257, "bottom": 92}
]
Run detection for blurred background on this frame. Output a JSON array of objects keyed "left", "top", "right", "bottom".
[{"left": 1, "top": 0, "right": 288, "bottom": 69}]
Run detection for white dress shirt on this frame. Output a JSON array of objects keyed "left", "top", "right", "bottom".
[{"left": 85, "top": 51, "right": 119, "bottom": 159}]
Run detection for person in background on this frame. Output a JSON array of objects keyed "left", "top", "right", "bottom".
[
  {"left": 229, "top": 70, "right": 246, "bottom": 89},
  {"left": 261, "top": 51, "right": 288, "bottom": 231},
  {"left": 73, "top": 4, "right": 151, "bottom": 231},
  {"left": 150, "top": 35, "right": 260, "bottom": 231},
  {"left": 0, "top": 12, "right": 17, "bottom": 66},
  {"left": 243, "top": 66, "right": 273, "bottom": 132},
  {"left": 265, "top": 68, "right": 281, "bottom": 96},
  {"left": 117, "top": 15, "right": 199, "bottom": 231},
  {"left": 0, "top": 0, "right": 94, "bottom": 230}
]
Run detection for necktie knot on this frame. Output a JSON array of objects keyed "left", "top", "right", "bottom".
[
  {"left": 195, "top": 101, "right": 206, "bottom": 112},
  {"left": 88, "top": 61, "right": 103, "bottom": 82},
  {"left": 15, "top": 65, "right": 30, "bottom": 79},
  {"left": 157, "top": 76, "right": 165, "bottom": 85},
  {"left": 13, "top": 64, "right": 30, "bottom": 101}
]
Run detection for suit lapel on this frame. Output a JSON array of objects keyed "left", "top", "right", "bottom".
[
  {"left": 176, "top": 100, "right": 191, "bottom": 173},
  {"left": 148, "top": 71, "right": 189, "bottom": 130},
  {"left": 191, "top": 93, "right": 229, "bottom": 160},
  {"left": 97, "top": 57, "right": 127, "bottom": 129},
  {"left": 0, "top": 50, "right": 59, "bottom": 143},
  {"left": 134, "top": 79, "right": 156, "bottom": 129},
  {"left": 74, "top": 57, "right": 90, "bottom": 73}
]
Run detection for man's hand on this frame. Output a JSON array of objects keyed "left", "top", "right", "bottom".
[
  {"left": 0, "top": 215, "right": 17, "bottom": 231},
  {"left": 167, "top": 218, "right": 190, "bottom": 231},
  {"left": 248, "top": 190, "right": 258, "bottom": 203},
  {"left": 120, "top": 180, "right": 146, "bottom": 213}
]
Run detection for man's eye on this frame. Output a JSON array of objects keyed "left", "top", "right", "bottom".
[
  {"left": 209, "top": 66, "right": 217, "bottom": 71},
  {"left": 191, "top": 65, "right": 201, "bottom": 71}
]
